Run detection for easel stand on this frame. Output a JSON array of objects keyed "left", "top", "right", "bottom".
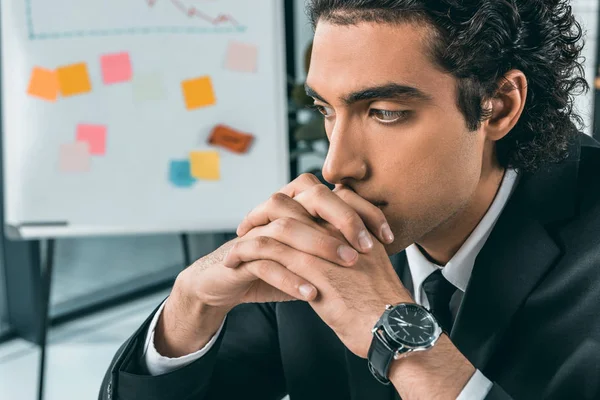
[{"left": 29, "top": 234, "right": 191, "bottom": 400}]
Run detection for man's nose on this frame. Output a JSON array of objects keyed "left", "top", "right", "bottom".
[{"left": 321, "top": 123, "right": 367, "bottom": 185}]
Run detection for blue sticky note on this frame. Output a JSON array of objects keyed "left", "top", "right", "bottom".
[{"left": 169, "top": 160, "right": 196, "bottom": 188}]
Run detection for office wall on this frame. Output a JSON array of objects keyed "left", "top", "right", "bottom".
[{"left": 573, "top": 0, "right": 599, "bottom": 136}]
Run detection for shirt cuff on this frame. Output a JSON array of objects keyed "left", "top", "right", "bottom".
[
  {"left": 143, "top": 298, "right": 226, "bottom": 376},
  {"left": 456, "top": 369, "right": 493, "bottom": 400}
]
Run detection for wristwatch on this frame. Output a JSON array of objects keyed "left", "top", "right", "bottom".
[{"left": 367, "top": 303, "right": 443, "bottom": 385}]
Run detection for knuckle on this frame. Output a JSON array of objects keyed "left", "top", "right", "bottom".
[
  {"left": 374, "top": 209, "right": 387, "bottom": 226},
  {"left": 272, "top": 217, "right": 294, "bottom": 236},
  {"left": 313, "top": 233, "right": 330, "bottom": 250},
  {"left": 299, "top": 253, "right": 317, "bottom": 268},
  {"left": 253, "top": 236, "right": 272, "bottom": 250},
  {"left": 279, "top": 273, "right": 293, "bottom": 291},
  {"left": 225, "top": 240, "right": 240, "bottom": 257},
  {"left": 313, "top": 184, "right": 331, "bottom": 198},
  {"left": 269, "top": 192, "right": 289, "bottom": 205},
  {"left": 342, "top": 208, "right": 362, "bottom": 228},
  {"left": 299, "top": 173, "right": 320, "bottom": 185},
  {"left": 254, "top": 260, "right": 272, "bottom": 277}
]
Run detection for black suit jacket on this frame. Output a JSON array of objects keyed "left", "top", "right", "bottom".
[{"left": 100, "top": 134, "right": 600, "bottom": 400}]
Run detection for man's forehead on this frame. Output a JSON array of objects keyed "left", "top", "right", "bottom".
[{"left": 307, "top": 22, "right": 447, "bottom": 104}]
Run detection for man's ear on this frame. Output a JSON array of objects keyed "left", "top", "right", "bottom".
[{"left": 483, "top": 70, "right": 528, "bottom": 141}]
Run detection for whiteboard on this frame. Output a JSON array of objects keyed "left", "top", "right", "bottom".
[{"left": 1, "top": 0, "right": 289, "bottom": 239}]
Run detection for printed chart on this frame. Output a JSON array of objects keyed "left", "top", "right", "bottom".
[{"left": 26, "top": 0, "right": 247, "bottom": 40}]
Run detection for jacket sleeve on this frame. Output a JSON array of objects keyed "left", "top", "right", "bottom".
[
  {"left": 98, "top": 300, "right": 287, "bottom": 400},
  {"left": 484, "top": 384, "right": 513, "bottom": 400}
]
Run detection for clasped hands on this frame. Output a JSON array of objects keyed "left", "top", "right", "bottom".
[{"left": 223, "top": 174, "right": 413, "bottom": 359}]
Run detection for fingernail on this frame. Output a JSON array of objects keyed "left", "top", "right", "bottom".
[
  {"left": 358, "top": 230, "right": 373, "bottom": 251},
  {"left": 381, "top": 223, "right": 395, "bottom": 243},
  {"left": 338, "top": 245, "right": 358, "bottom": 263},
  {"left": 299, "top": 284, "right": 316, "bottom": 299}
]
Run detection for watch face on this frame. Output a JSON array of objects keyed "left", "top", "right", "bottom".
[{"left": 382, "top": 304, "right": 438, "bottom": 347}]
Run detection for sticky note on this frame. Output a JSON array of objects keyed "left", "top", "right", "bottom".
[
  {"left": 208, "top": 125, "right": 254, "bottom": 154},
  {"left": 59, "top": 143, "right": 91, "bottom": 172},
  {"left": 76, "top": 124, "right": 107, "bottom": 155},
  {"left": 101, "top": 52, "right": 133, "bottom": 85},
  {"left": 225, "top": 41, "right": 258, "bottom": 73},
  {"left": 169, "top": 160, "right": 196, "bottom": 188},
  {"left": 57, "top": 63, "right": 92, "bottom": 97},
  {"left": 27, "top": 67, "right": 59, "bottom": 101},
  {"left": 190, "top": 151, "right": 220, "bottom": 180},
  {"left": 133, "top": 73, "right": 166, "bottom": 102},
  {"left": 181, "top": 76, "right": 216, "bottom": 110}
]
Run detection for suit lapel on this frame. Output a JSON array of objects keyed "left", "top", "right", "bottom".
[{"left": 450, "top": 195, "right": 560, "bottom": 369}]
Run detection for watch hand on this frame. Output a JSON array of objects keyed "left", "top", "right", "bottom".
[
  {"left": 392, "top": 317, "right": 418, "bottom": 327},
  {"left": 392, "top": 317, "right": 430, "bottom": 330}
]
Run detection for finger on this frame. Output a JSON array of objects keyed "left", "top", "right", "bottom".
[
  {"left": 242, "top": 259, "right": 318, "bottom": 301},
  {"left": 281, "top": 174, "right": 392, "bottom": 245},
  {"left": 229, "top": 220, "right": 359, "bottom": 268},
  {"left": 293, "top": 185, "right": 375, "bottom": 253},
  {"left": 334, "top": 187, "right": 394, "bottom": 244},
  {"left": 237, "top": 192, "right": 314, "bottom": 237},
  {"left": 279, "top": 173, "right": 323, "bottom": 198}
]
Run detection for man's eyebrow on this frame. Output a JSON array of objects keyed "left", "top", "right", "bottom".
[
  {"left": 343, "top": 83, "right": 433, "bottom": 105},
  {"left": 304, "top": 83, "right": 433, "bottom": 106},
  {"left": 304, "top": 84, "right": 327, "bottom": 103}
]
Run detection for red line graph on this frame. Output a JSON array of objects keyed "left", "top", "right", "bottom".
[{"left": 146, "top": 0, "right": 240, "bottom": 27}]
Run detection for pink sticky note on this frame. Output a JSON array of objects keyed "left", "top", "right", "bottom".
[
  {"left": 59, "top": 143, "right": 91, "bottom": 172},
  {"left": 100, "top": 52, "right": 132, "bottom": 85},
  {"left": 225, "top": 41, "right": 258, "bottom": 73},
  {"left": 76, "top": 124, "right": 107, "bottom": 155}
]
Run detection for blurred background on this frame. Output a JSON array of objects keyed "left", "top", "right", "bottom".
[{"left": 0, "top": 0, "right": 598, "bottom": 399}]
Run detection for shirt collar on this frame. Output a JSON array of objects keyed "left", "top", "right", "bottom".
[{"left": 405, "top": 169, "right": 520, "bottom": 303}]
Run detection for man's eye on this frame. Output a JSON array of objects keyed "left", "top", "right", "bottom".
[
  {"left": 311, "top": 105, "right": 335, "bottom": 118},
  {"left": 370, "top": 109, "right": 410, "bottom": 124}
]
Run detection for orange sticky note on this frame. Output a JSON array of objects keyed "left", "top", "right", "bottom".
[
  {"left": 27, "top": 67, "right": 59, "bottom": 101},
  {"left": 181, "top": 76, "right": 216, "bottom": 110},
  {"left": 190, "top": 151, "right": 220, "bottom": 180},
  {"left": 57, "top": 63, "right": 92, "bottom": 97}
]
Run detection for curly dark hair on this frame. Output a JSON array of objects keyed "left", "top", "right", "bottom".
[{"left": 307, "top": 0, "right": 589, "bottom": 172}]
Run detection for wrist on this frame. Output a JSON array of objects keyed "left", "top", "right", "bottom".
[
  {"left": 388, "top": 334, "right": 475, "bottom": 398},
  {"left": 154, "top": 278, "right": 229, "bottom": 358}
]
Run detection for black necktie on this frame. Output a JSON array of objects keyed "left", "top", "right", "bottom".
[{"left": 422, "top": 269, "right": 457, "bottom": 333}]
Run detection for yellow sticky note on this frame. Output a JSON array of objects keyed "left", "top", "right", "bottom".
[
  {"left": 27, "top": 67, "right": 59, "bottom": 101},
  {"left": 181, "top": 76, "right": 216, "bottom": 110},
  {"left": 57, "top": 63, "right": 92, "bottom": 97},
  {"left": 190, "top": 151, "right": 220, "bottom": 180}
]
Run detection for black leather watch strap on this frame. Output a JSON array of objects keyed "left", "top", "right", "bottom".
[{"left": 367, "top": 329, "right": 398, "bottom": 385}]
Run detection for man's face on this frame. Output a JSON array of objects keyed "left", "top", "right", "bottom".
[{"left": 306, "top": 21, "right": 490, "bottom": 254}]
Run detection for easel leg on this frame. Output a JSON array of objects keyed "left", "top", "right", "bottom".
[
  {"left": 37, "top": 239, "right": 55, "bottom": 400},
  {"left": 180, "top": 234, "right": 191, "bottom": 268}
]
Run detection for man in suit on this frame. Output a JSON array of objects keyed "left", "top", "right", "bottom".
[{"left": 100, "top": 1, "right": 600, "bottom": 399}]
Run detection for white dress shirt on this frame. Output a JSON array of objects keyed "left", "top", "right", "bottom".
[{"left": 145, "top": 169, "right": 519, "bottom": 399}]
